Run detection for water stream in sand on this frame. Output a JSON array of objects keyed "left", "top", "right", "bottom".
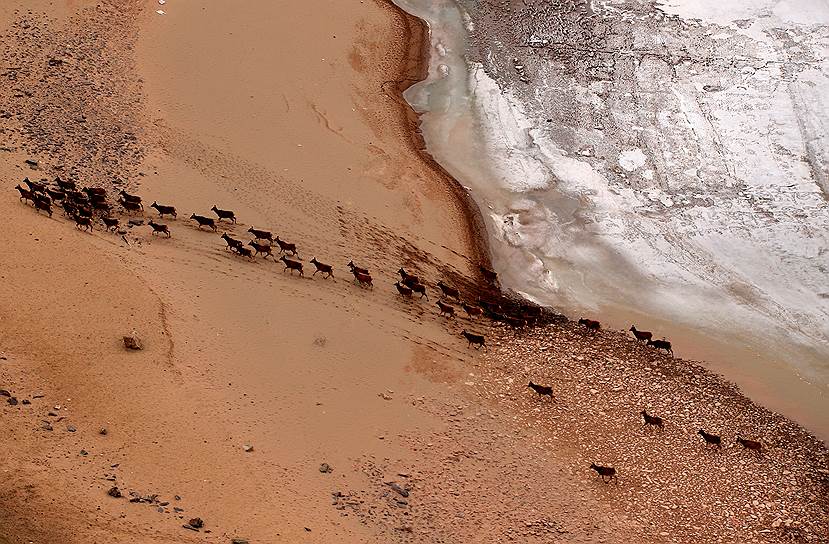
[{"left": 391, "top": 0, "right": 829, "bottom": 440}]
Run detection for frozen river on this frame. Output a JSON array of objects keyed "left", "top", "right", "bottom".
[{"left": 393, "top": 0, "right": 829, "bottom": 438}]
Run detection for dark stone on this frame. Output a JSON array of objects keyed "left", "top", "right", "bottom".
[
  {"left": 7, "top": 397, "right": 18, "bottom": 406},
  {"left": 108, "top": 486, "right": 122, "bottom": 498},
  {"left": 319, "top": 463, "right": 333, "bottom": 473},
  {"left": 188, "top": 518, "right": 204, "bottom": 529},
  {"left": 21, "top": 399, "right": 31, "bottom": 405},
  {"left": 0, "top": 390, "right": 10, "bottom": 397},
  {"left": 386, "top": 482, "right": 409, "bottom": 498},
  {"left": 66, "top": 424, "right": 76, "bottom": 432}
]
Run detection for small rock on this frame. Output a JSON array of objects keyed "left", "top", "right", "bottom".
[
  {"left": 21, "top": 399, "right": 31, "bottom": 405},
  {"left": 243, "top": 444, "right": 254, "bottom": 453},
  {"left": 99, "top": 427, "right": 108, "bottom": 435},
  {"left": 80, "top": 449, "right": 88, "bottom": 456},
  {"left": 380, "top": 392, "right": 393, "bottom": 401},
  {"left": 386, "top": 482, "right": 409, "bottom": 498},
  {"left": 231, "top": 539, "right": 250, "bottom": 544},
  {"left": 319, "top": 463, "right": 333, "bottom": 474},
  {"left": 67, "top": 425, "right": 77, "bottom": 432},
  {"left": 41, "top": 421, "right": 53, "bottom": 431},
  {"left": 108, "top": 486, "right": 122, "bottom": 498},
  {"left": 0, "top": 389, "right": 10, "bottom": 397},
  {"left": 25, "top": 159, "right": 38, "bottom": 168},
  {"left": 123, "top": 332, "right": 143, "bottom": 351},
  {"left": 7, "top": 397, "right": 18, "bottom": 406},
  {"left": 188, "top": 518, "right": 204, "bottom": 529}
]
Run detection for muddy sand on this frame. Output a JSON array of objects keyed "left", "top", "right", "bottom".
[{"left": 0, "top": 1, "right": 826, "bottom": 543}]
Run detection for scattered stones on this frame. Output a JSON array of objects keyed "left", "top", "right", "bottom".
[{"left": 319, "top": 463, "right": 333, "bottom": 474}]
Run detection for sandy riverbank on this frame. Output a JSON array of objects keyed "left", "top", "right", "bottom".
[{"left": 0, "top": 1, "right": 826, "bottom": 543}]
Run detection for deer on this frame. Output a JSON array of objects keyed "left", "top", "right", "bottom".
[
  {"left": 210, "top": 205, "right": 236, "bottom": 223},
  {"left": 353, "top": 272, "right": 373, "bottom": 288},
  {"left": 436, "top": 280, "right": 460, "bottom": 300},
  {"left": 150, "top": 201, "right": 177, "bottom": 218},
  {"left": 698, "top": 429, "right": 721, "bottom": 449},
  {"left": 461, "top": 330, "right": 486, "bottom": 350},
  {"left": 275, "top": 236, "right": 298, "bottom": 256},
  {"left": 233, "top": 245, "right": 255, "bottom": 260},
  {"left": 629, "top": 325, "right": 652, "bottom": 343},
  {"left": 590, "top": 463, "right": 617, "bottom": 483},
  {"left": 394, "top": 281, "right": 413, "bottom": 297},
  {"left": 190, "top": 213, "right": 217, "bottom": 231},
  {"left": 221, "top": 232, "right": 243, "bottom": 252},
  {"left": 248, "top": 240, "right": 274, "bottom": 259},
  {"left": 408, "top": 282, "right": 427, "bottom": 300},
  {"left": 148, "top": 220, "right": 171, "bottom": 237},
  {"left": 578, "top": 318, "right": 601, "bottom": 332},
  {"left": 736, "top": 436, "right": 763, "bottom": 454},
  {"left": 436, "top": 300, "right": 455, "bottom": 318},
  {"left": 398, "top": 268, "right": 419, "bottom": 286},
  {"left": 247, "top": 227, "right": 273, "bottom": 242},
  {"left": 641, "top": 410, "right": 664, "bottom": 431},
  {"left": 74, "top": 214, "right": 93, "bottom": 232},
  {"left": 33, "top": 198, "right": 52, "bottom": 217},
  {"left": 101, "top": 216, "right": 119, "bottom": 232},
  {"left": 347, "top": 260, "right": 369, "bottom": 276},
  {"left": 120, "top": 198, "right": 143, "bottom": 214},
  {"left": 280, "top": 255, "right": 303, "bottom": 276},
  {"left": 15, "top": 184, "right": 35, "bottom": 204},
  {"left": 461, "top": 302, "right": 483, "bottom": 318},
  {"left": 118, "top": 189, "right": 142, "bottom": 206},
  {"left": 527, "top": 381, "right": 554, "bottom": 400},
  {"left": 310, "top": 258, "right": 333, "bottom": 278},
  {"left": 647, "top": 338, "right": 673, "bottom": 356}
]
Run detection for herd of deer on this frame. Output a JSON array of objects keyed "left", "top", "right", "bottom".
[{"left": 14, "top": 177, "right": 762, "bottom": 484}]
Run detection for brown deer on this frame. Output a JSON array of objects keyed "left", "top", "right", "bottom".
[
  {"left": 353, "top": 272, "right": 373, "bottom": 288},
  {"left": 248, "top": 227, "right": 274, "bottom": 242},
  {"left": 150, "top": 201, "right": 177, "bottom": 218},
  {"left": 436, "top": 281, "right": 460, "bottom": 300},
  {"left": 275, "top": 236, "right": 298, "bottom": 256},
  {"left": 590, "top": 463, "right": 617, "bottom": 483},
  {"left": 310, "top": 258, "right": 333, "bottom": 278},
  {"left": 578, "top": 318, "right": 601, "bottom": 332},
  {"left": 461, "top": 302, "right": 483, "bottom": 318},
  {"left": 148, "top": 220, "right": 171, "bottom": 237},
  {"left": 698, "top": 429, "right": 721, "bottom": 449},
  {"left": 190, "top": 213, "right": 217, "bottom": 231},
  {"left": 528, "top": 381, "right": 553, "bottom": 400},
  {"left": 211, "top": 205, "right": 236, "bottom": 223},
  {"left": 436, "top": 300, "right": 455, "bottom": 318},
  {"left": 394, "top": 281, "right": 413, "bottom": 297},
  {"left": 641, "top": 410, "right": 663, "bottom": 431},
  {"left": 248, "top": 240, "right": 274, "bottom": 259},
  {"left": 629, "top": 325, "right": 652, "bottom": 343},
  {"left": 280, "top": 255, "right": 303, "bottom": 276},
  {"left": 461, "top": 330, "right": 486, "bottom": 350}
]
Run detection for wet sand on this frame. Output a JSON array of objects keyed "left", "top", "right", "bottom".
[{"left": 0, "top": 1, "right": 826, "bottom": 543}]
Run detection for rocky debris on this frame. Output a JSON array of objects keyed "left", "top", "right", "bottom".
[
  {"left": 107, "top": 486, "right": 122, "bottom": 498},
  {"left": 385, "top": 482, "right": 409, "bottom": 498},
  {"left": 123, "top": 332, "right": 142, "bottom": 351},
  {"left": 319, "top": 463, "right": 333, "bottom": 474}
]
